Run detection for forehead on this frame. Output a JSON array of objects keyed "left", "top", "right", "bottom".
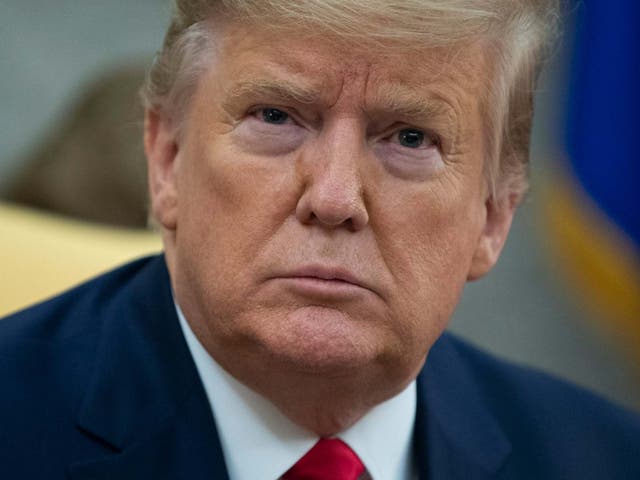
[{"left": 212, "top": 20, "right": 492, "bottom": 110}]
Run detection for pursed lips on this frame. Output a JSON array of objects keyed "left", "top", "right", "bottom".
[{"left": 269, "top": 265, "right": 378, "bottom": 298}]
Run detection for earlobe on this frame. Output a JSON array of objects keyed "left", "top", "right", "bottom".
[
  {"left": 145, "top": 109, "right": 179, "bottom": 231},
  {"left": 467, "top": 193, "right": 517, "bottom": 281}
]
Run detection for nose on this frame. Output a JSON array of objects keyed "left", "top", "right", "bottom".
[{"left": 295, "top": 125, "right": 369, "bottom": 231}]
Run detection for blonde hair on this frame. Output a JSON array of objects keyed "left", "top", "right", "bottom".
[{"left": 142, "top": 0, "right": 559, "bottom": 201}]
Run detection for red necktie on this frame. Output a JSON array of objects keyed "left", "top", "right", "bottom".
[{"left": 282, "top": 438, "right": 366, "bottom": 480}]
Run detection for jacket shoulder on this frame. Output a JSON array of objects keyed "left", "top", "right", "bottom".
[
  {"left": 0, "top": 255, "right": 162, "bottom": 401},
  {"left": 0, "top": 255, "right": 165, "bottom": 476},
  {"left": 439, "top": 332, "right": 640, "bottom": 476}
]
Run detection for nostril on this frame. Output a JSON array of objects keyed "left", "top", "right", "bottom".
[
  {"left": 294, "top": 170, "right": 369, "bottom": 230},
  {"left": 300, "top": 206, "right": 366, "bottom": 232}
]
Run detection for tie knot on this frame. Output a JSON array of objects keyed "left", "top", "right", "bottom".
[{"left": 283, "top": 438, "right": 366, "bottom": 480}]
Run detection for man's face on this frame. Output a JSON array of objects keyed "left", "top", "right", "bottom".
[{"left": 148, "top": 21, "right": 513, "bottom": 408}]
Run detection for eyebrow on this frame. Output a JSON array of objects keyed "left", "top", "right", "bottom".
[
  {"left": 223, "top": 78, "right": 321, "bottom": 108},
  {"left": 368, "top": 85, "right": 455, "bottom": 123}
]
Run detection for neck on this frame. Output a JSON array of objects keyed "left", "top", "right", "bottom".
[{"left": 209, "top": 341, "right": 419, "bottom": 436}]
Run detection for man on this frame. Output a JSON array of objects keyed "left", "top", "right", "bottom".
[{"left": 1, "top": 1, "right": 639, "bottom": 479}]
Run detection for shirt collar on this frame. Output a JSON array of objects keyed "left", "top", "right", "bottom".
[{"left": 176, "top": 301, "right": 416, "bottom": 480}]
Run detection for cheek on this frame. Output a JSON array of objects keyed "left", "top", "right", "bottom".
[
  {"left": 374, "top": 180, "right": 485, "bottom": 332},
  {"left": 181, "top": 135, "right": 297, "bottom": 233},
  {"left": 176, "top": 138, "right": 300, "bottom": 300}
]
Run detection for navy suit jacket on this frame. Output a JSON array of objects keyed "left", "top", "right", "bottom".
[{"left": 1, "top": 255, "right": 639, "bottom": 479}]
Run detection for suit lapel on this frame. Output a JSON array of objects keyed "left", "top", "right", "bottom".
[
  {"left": 69, "top": 256, "right": 230, "bottom": 480},
  {"left": 69, "top": 391, "right": 229, "bottom": 480},
  {"left": 413, "top": 334, "right": 512, "bottom": 480}
]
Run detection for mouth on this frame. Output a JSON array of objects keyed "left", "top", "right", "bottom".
[{"left": 269, "top": 265, "right": 375, "bottom": 299}]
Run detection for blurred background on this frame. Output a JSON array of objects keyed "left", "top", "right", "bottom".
[{"left": 1, "top": 1, "right": 638, "bottom": 410}]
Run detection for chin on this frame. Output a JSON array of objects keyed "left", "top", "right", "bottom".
[{"left": 250, "top": 305, "right": 381, "bottom": 374}]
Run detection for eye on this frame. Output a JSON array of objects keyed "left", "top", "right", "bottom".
[
  {"left": 395, "top": 128, "right": 431, "bottom": 149},
  {"left": 259, "top": 107, "right": 290, "bottom": 125},
  {"left": 237, "top": 107, "right": 306, "bottom": 156},
  {"left": 373, "top": 125, "right": 443, "bottom": 179}
]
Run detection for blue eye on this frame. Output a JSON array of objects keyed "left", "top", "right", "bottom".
[
  {"left": 261, "top": 108, "right": 289, "bottom": 125},
  {"left": 398, "top": 128, "right": 425, "bottom": 148}
]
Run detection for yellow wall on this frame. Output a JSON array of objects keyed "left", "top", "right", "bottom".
[{"left": 0, "top": 202, "right": 161, "bottom": 316}]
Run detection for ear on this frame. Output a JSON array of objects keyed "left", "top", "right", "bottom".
[
  {"left": 467, "top": 193, "right": 517, "bottom": 281},
  {"left": 144, "top": 109, "right": 179, "bottom": 231}
]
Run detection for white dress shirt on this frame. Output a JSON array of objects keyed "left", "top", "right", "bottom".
[{"left": 176, "top": 302, "right": 417, "bottom": 480}]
